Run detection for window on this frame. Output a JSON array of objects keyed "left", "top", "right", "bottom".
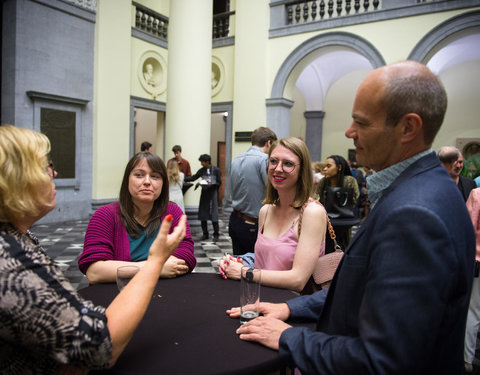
[
  {"left": 27, "top": 91, "right": 88, "bottom": 189},
  {"left": 40, "top": 108, "right": 76, "bottom": 179}
]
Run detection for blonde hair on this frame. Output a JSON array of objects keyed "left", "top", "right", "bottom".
[
  {"left": 263, "top": 137, "right": 313, "bottom": 209},
  {"left": 166, "top": 159, "right": 180, "bottom": 184},
  {"left": 0, "top": 125, "right": 52, "bottom": 222},
  {"left": 313, "top": 161, "right": 326, "bottom": 173}
]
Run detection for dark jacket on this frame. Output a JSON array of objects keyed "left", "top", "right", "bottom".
[
  {"left": 459, "top": 175, "right": 477, "bottom": 201},
  {"left": 279, "top": 152, "right": 475, "bottom": 374}
]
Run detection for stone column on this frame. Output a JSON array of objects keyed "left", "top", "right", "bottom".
[
  {"left": 166, "top": 0, "right": 212, "bottom": 206},
  {"left": 265, "top": 97, "right": 294, "bottom": 139},
  {"left": 304, "top": 110, "right": 325, "bottom": 162}
]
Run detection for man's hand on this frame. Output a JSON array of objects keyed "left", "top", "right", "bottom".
[
  {"left": 236, "top": 316, "right": 292, "bottom": 350},
  {"left": 227, "top": 302, "right": 291, "bottom": 321}
]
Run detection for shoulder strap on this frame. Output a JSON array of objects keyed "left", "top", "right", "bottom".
[{"left": 298, "top": 199, "right": 341, "bottom": 250}]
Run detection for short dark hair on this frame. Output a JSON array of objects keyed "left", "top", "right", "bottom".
[
  {"left": 119, "top": 152, "right": 169, "bottom": 238},
  {"left": 251, "top": 127, "right": 277, "bottom": 147},
  {"left": 141, "top": 141, "right": 152, "bottom": 151},
  {"left": 199, "top": 154, "right": 211, "bottom": 163},
  {"left": 172, "top": 145, "right": 182, "bottom": 153}
]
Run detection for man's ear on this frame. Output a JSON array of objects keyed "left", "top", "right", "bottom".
[{"left": 400, "top": 113, "right": 423, "bottom": 143}]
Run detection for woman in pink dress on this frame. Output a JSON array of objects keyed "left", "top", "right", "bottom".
[{"left": 218, "top": 137, "right": 326, "bottom": 292}]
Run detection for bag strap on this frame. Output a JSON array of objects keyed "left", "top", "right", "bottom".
[{"left": 298, "top": 199, "right": 341, "bottom": 251}]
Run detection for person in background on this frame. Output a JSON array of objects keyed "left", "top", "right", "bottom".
[
  {"left": 464, "top": 188, "right": 480, "bottom": 373},
  {"left": 167, "top": 159, "right": 185, "bottom": 213},
  {"left": 315, "top": 155, "right": 360, "bottom": 206},
  {"left": 312, "top": 161, "right": 326, "bottom": 196},
  {"left": 349, "top": 160, "right": 365, "bottom": 190},
  {"left": 438, "top": 146, "right": 476, "bottom": 201},
  {"left": 229, "top": 61, "right": 475, "bottom": 374},
  {"left": 218, "top": 137, "right": 327, "bottom": 293},
  {"left": 185, "top": 154, "right": 221, "bottom": 241},
  {"left": 0, "top": 125, "right": 187, "bottom": 373},
  {"left": 140, "top": 141, "right": 152, "bottom": 152},
  {"left": 229, "top": 126, "right": 277, "bottom": 255},
  {"left": 78, "top": 152, "right": 196, "bottom": 282},
  {"left": 315, "top": 154, "right": 360, "bottom": 248},
  {"left": 169, "top": 145, "right": 193, "bottom": 194}
]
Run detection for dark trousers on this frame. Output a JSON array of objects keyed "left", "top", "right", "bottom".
[
  {"left": 228, "top": 213, "right": 258, "bottom": 256},
  {"left": 201, "top": 221, "right": 219, "bottom": 236}
]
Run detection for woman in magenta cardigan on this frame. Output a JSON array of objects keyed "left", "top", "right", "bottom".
[{"left": 78, "top": 152, "right": 196, "bottom": 283}]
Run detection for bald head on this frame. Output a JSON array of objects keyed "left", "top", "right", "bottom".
[
  {"left": 346, "top": 61, "right": 448, "bottom": 171},
  {"left": 438, "top": 146, "right": 463, "bottom": 180},
  {"left": 373, "top": 61, "right": 448, "bottom": 146}
]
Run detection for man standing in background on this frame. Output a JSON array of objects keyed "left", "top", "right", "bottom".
[
  {"left": 438, "top": 146, "right": 476, "bottom": 201},
  {"left": 169, "top": 145, "right": 193, "bottom": 194},
  {"left": 229, "top": 127, "right": 277, "bottom": 255}
]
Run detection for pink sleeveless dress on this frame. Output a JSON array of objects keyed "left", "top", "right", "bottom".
[{"left": 254, "top": 205, "right": 325, "bottom": 270}]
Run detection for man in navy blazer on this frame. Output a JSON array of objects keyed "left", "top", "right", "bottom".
[{"left": 230, "top": 61, "right": 476, "bottom": 374}]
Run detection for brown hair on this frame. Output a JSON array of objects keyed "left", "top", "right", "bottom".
[
  {"left": 119, "top": 152, "right": 169, "bottom": 237},
  {"left": 251, "top": 127, "right": 277, "bottom": 147},
  {"left": 263, "top": 137, "right": 313, "bottom": 209}
]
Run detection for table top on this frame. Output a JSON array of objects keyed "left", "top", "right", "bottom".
[{"left": 80, "top": 272, "right": 305, "bottom": 375}]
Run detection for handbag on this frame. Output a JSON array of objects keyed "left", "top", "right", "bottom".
[
  {"left": 323, "top": 186, "right": 355, "bottom": 218},
  {"left": 299, "top": 200, "right": 344, "bottom": 293}
]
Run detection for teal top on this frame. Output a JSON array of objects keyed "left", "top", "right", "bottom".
[{"left": 129, "top": 226, "right": 161, "bottom": 261}]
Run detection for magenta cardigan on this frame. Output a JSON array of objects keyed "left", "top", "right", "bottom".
[{"left": 78, "top": 202, "right": 196, "bottom": 274}]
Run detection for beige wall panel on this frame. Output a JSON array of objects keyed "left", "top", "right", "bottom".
[
  {"left": 231, "top": 0, "right": 269, "bottom": 157},
  {"left": 433, "top": 60, "right": 480, "bottom": 152},
  {"left": 131, "top": 38, "right": 168, "bottom": 102},
  {"left": 321, "top": 69, "right": 369, "bottom": 163},
  {"left": 290, "top": 86, "right": 306, "bottom": 139},
  {"left": 211, "top": 46, "right": 235, "bottom": 103},
  {"left": 93, "top": 0, "right": 132, "bottom": 199}
]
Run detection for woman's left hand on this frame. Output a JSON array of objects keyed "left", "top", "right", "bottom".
[{"left": 160, "top": 256, "right": 189, "bottom": 278}]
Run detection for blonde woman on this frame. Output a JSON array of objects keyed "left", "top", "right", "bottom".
[
  {"left": 167, "top": 159, "right": 185, "bottom": 213},
  {"left": 0, "top": 125, "right": 186, "bottom": 373},
  {"left": 217, "top": 137, "right": 327, "bottom": 293}
]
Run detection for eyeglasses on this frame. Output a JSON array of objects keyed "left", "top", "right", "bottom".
[
  {"left": 47, "top": 161, "right": 57, "bottom": 179},
  {"left": 269, "top": 158, "right": 299, "bottom": 174}
]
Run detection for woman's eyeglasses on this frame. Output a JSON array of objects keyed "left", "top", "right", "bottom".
[
  {"left": 47, "top": 161, "right": 57, "bottom": 179},
  {"left": 268, "top": 158, "right": 299, "bottom": 174}
]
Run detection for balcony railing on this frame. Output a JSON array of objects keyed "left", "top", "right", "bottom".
[
  {"left": 270, "top": 0, "right": 479, "bottom": 38},
  {"left": 213, "top": 11, "right": 235, "bottom": 39},
  {"left": 133, "top": 2, "right": 169, "bottom": 41},
  {"left": 286, "top": 0, "right": 381, "bottom": 24}
]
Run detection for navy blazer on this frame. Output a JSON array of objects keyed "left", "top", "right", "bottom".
[{"left": 280, "top": 152, "right": 476, "bottom": 374}]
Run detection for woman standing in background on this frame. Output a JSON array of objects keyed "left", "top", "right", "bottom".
[{"left": 167, "top": 159, "right": 185, "bottom": 213}]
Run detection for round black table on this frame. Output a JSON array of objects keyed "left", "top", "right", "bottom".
[{"left": 79, "top": 272, "right": 307, "bottom": 375}]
